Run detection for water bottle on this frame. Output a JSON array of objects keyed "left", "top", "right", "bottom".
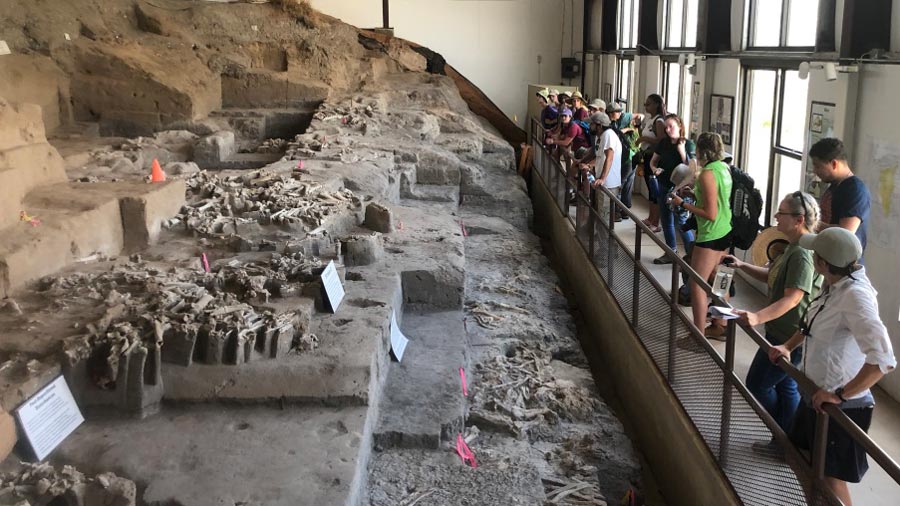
[
  {"left": 586, "top": 174, "right": 596, "bottom": 184},
  {"left": 711, "top": 265, "right": 734, "bottom": 298}
]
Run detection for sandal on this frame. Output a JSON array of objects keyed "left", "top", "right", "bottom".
[
  {"left": 649, "top": 225, "right": 661, "bottom": 233},
  {"left": 704, "top": 324, "right": 727, "bottom": 341}
]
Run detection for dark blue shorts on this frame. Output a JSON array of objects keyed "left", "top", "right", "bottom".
[{"left": 790, "top": 403, "right": 873, "bottom": 483}]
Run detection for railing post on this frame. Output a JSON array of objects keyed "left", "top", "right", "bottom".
[
  {"left": 556, "top": 159, "right": 563, "bottom": 214},
  {"left": 588, "top": 190, "right": 596, "bottom": 260},
  {"left": 632, "top": 226, "right": 641, "bottom": 327},
  {"left": 813, "top": 412, "right": 829, "bottom": 480},
  {"left": 667, "top": 261, "right": 680, "bottom": 384},
  {"left": 606, "top": 191, "right": 614, "bottom": 283},
  {"left": 719, "top": 319, "right": 737, "bottom": 467}
]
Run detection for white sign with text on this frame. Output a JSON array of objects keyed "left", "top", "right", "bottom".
[
  {"left": 390, "top": 310, "right": 409, "bottom": 362},
  {"left": 16, "top": 376, "right": 84, "bottom": 461},
  {"left": 321, "top": 260, "right": 345, "bottom": 313}
]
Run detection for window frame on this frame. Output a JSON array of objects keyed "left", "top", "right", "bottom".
[
  {"left": 659, "top": 57, "right": 693, "bottom": 132},
  {"left": 738, "top": 63, "right": 809, "bottom": 226},
  {"left": 615, "top": 55, "right": 636, "bottom": 110},
  {"left": 745, "top": 0, "right": 818, "bottom": 51},
  {"left": 618, "top": 0, "right": 640, "bottom": 50},
  {"left": 664, "top": 0, "right": 699, "bottom": 50}
]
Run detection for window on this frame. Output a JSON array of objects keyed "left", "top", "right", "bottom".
[
  {"left": 748, "top": 0, "right": 819, "bottom": 48},
  {"left": 616, "top": 57, "right": 635, "bottom": 109},
  {"left": 618, "top": 0, "right": 640, "bottom": 49},
  {"left": 665, "top": 0, "right": 698, "bottom": 48},
  {"left": 661, "top": 61, "right": 693, "bottom": 134},
  {"left": 740, "top": 68, "right": 810, "bottom": 226}
]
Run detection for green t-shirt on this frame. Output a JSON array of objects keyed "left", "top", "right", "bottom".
[
  {"left": 765, "top": 243, "right": 823, "bottom": 343},
  {"left": 695, "top": 160, "right": 733, "bottom": 242}
]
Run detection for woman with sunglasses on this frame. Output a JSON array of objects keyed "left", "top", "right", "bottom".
[{"left": 724, "top": 191, "right": 822, "bottom": 432}]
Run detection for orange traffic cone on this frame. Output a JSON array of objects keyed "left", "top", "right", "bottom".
[{"left": 150, "top": 158, "right": 166, "bottom": 182}]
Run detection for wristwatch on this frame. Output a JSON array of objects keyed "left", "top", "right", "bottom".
[{"left": 834, "top": 387, "right": 848, "bottom": 402}]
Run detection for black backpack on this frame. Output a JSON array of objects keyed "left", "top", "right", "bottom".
[{"left": 728, "top": 165, "right": 763, "bottom": 250}]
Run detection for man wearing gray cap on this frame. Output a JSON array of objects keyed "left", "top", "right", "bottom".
[
  {"left": 587, "top": 99, "right": 606, "bottom": 113},
  {"left": 769, "top": 227, "right": 895, "bottom": 505},
  {"left": 578, "top": 112, "right": 622, "bottom": 227}
]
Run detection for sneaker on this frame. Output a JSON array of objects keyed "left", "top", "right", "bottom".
[
  {"left": 704, "top": 324, "right": 727, "bottom": 341},
  {"left": 676, "top": 285, "right": 691, "bottom": 306},
  {"left": 652, "top": 255, "right": 673, "bottom": 265}
]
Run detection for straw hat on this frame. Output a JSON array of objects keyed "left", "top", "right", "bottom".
[{"left": 750, "top": 227, "right": 790, "bottom": 266}]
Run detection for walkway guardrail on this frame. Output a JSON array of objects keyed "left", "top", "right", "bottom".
[{"left": 529, "top": 118, "right": 900, "bottom": 506}]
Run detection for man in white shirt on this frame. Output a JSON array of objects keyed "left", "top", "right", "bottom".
[
  {"left": 770, "top": 227, "right": 895, "bottom": 505},
  {"left": 588, "top": 112, "right": 622, "bottom": 192},
  {"left": 580, "top": 112, "right": 621, "bottom": 230}
]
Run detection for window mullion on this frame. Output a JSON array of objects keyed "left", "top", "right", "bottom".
[{"left": 781, "top": 0, "right": 790, "bottom": 46}]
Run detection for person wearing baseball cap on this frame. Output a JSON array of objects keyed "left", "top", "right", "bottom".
[
  {"left": 605, "top": 101, "right": 638, "bottom": 214},
  {"left": 581, "top": 111, "right": 622, "bottom": 225},
  {"left": 769, "top": 227, "right": 895, "bottom": 504},
  {"left": 588, "top": 99, "right": 606, "bottom": 113},
  {"left": 547, "top": 108, "right": 589, "bottom": 161}
]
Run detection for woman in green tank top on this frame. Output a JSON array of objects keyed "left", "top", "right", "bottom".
[{"left": 670, "top": 132, "right": 733, "bottom": 332}]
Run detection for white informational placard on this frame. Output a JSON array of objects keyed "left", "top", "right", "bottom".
[
  {"left": 0, "top": 41, "right": 10, "bottom": 56},
  {"left": 16, "top": 376, "right": 84, "bottom": 461},
  {"left": 709, "top": 306, "right": 740, "bottom": 320},
  {"left": 389, "top": 310, "right": 409, "bottom": 362},
  {"left": 320, "top": 260, "right": 345, "bottom": 313}
]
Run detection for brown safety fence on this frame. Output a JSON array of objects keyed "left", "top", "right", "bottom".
[{"left": 529, "top": 118, "right": 900, "bottom": 506}]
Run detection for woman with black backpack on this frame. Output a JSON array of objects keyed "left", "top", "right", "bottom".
[{"left": 670, "top": 132, "right": 733, "bottom": 335}]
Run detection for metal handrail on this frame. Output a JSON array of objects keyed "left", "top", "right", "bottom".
[{"left": 529, "top": 117, "right": 900, "bottom": 502}]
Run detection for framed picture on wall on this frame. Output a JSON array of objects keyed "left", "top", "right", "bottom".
[
  {"left": 603, "top": 83, "right": 613, "bottom": 104},
  {"left": 709, "top": 94, "right": 735, "bottom": 145},
  {"left": 804, "top": 101, "right": 836, "bottom": 197}
]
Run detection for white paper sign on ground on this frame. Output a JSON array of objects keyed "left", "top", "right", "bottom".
[
  {"left": 0, "top": 41, "right": 10, "bottom": 56},
  {"left": 390, "top": 310, "right": 409, "bottom": 362},
  {"left": 16, "top": 376, "right": 84, "bottom": 461},
  {"left": 321, "top": 260, "right": 345, "bottom": 313}
]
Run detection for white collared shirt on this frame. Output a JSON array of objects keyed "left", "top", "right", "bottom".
[{"left": 802, "top": 267, "right": 896, "bottom": 399}]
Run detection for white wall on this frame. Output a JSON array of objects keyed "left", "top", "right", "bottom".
[
  {"left": 850, "top": 64, "right": 900, "bottom": 398},
  {"left": 309, "top": 0, "right": 584, "bottom": 128}
]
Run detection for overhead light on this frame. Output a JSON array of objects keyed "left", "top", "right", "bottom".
[{"left": 798, "top": 62, "right": 838, "bottom": 81}]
